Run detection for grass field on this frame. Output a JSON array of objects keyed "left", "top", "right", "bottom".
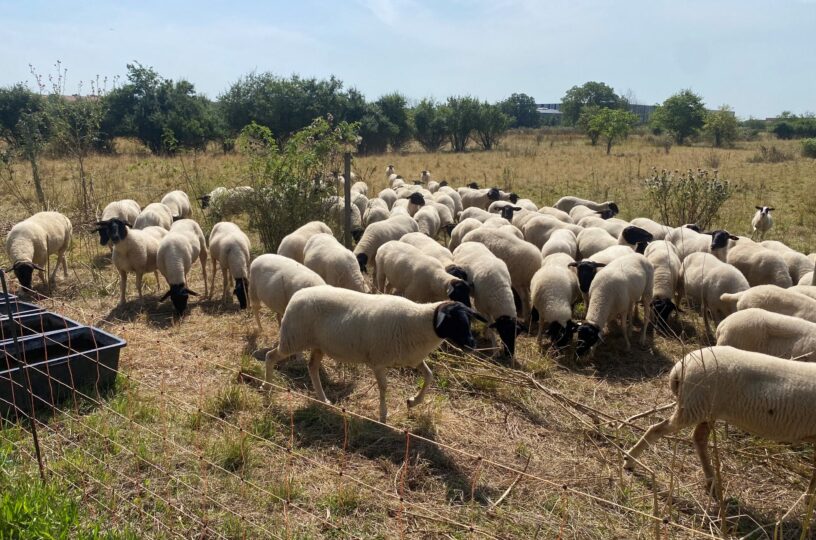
[{"left": 2, "top": 132, "right": 816, "bottom": 539}]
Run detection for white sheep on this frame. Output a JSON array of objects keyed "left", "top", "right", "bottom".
[
  {"left": 400, "top": 232, "right": 454, "bottom": 267},
  {"left": 351, "top": 191, "right": 369, "bottom": 218},
  {"left": 576, "top": 227, "right": 617, "bottom": 259},
  {"left": 508, "top": 196, "right": 538, "bottom": 212},
  {"left": 257, "top": 285, "right": 481, "bottom": 422},
  {"left": 726, "top": 240, "right": 793, "bottom": 288},
  {"left": 303, "top": 233, "right": 368, "bottom": 293},
  {"left": 97, "top": 199, "right": 141, "bottom": 246},
  {"left": 134, "top": 203, "right": 174, "bottom": 230},
  {"left": 208, "top": 221, "right": 251, "bottom": 308},
  {"left": 629, "top": 217, "right": 671, "bottom": 241},
  {"left": 720, "top": 284, "right": 816, "bottom": 323},
  {"left": 197, "top": 186, "right": 254, "bottom": 219},
  {"left": 363, "top": 199, "right": 390, "bottom": 227},
  {"left": 540, "top": 229, "right": 578, "bottom": 259},
  {"left": 377, "top": 187, "right": 398, "bottom": 210},
  {"left": 5, "top": 211, "right": 72, "bottom": 291},
  {"left": 156, "top": 219, "right": 209, "bottom": 315},
  {"left": 554, "top": 196, "right": 619, "bottom": 215},
  {"left": 431, "top": 192, "right": 456, "bottom": 217},
  {"left": 160, "top": 190, "right": 192, "bottom": 220},
  {"left": 643, "top": 240, "right": 682, "bottom": 325},
  {"left": 436, "top": 186, "right": 463, "bottom": 217},
  {"left": 624, "top": 346, "right": 816, "bottom": 497},
  {"left": 751, "top": 205, "right": 773, "bottom": 240},
  {"left": 760, "top": 240, "right": 814, "bottom": 284},
  {"left": 790, "top": 284, "right": 816, "bottom": 301},
  {"left": 414, "top": 205, "right": 441, "bottom": 238},
  {"left": 249, "top": 254, "right": 326, "bottom": 331},
  {"left": 665, "top": 227, "right": 738, "bottom": 262},
  {"left": 351, "top": 181, "right": 369, "bottom": 197},
  {"left": 448, "top": 218, "right": 483, "bottom": 251},
  {"left": 461, "top": 187, "right": 503, "bottom": 210},
  {"left": 385, "top": 164, "right": 396, "bottom": 182},
  {"left": 353, "top": 214, "right": 418, "bottom": 274},
  {"left": 531, "top": 253, "right": 579, "bottom": 349},
  {"left": 678, "top": 252, "right": 749, "bottom": 332},
  {"left": 577, "top": 215, "right": 628, "bottom": 237},
  {"left": 459, "top": 206, "right": 494, "bottom": 223},
  {"left": 277, "top": 221, "right": 333, "bottom": 264},
  {"left": 420, "top": 170, "right": 432, "bottom": 185},
  {"left": 716, "top": 308, "right": 816, "bottom": 360},
  {"left": 537, "top": 206, "right": 573, "bottom": 223},
  {"left": 327, "top": 198, "right": 363, "bottom": 242},
  {"left": 429, "top": 201, "right": 455, "bottom": 236},
  {"left": 569, "top": 205, "right": 606, "bottom": 222},
  {"left": 523, "top": 215, "right": 583, "bottom": 250}
]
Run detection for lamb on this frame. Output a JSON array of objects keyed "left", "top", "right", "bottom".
[
  {"left": 530, "top": 253, "right": 579, "bottom": 349},
  {"left": 629, "top": 217, "right": 671, "bottom": 241},
  {"left": 377, "top": 187, "right": 398, "bottom": 210},
  {"left": 716, "top": 308, "right": 816, "bottom": 360},
  {"left": 97, "top": 199, "right": 141, "bottom": 246},
  {"left": 400, "top": 232, "right": 454, "bottom": 266},
  {"left": 726, "top": 240, "right": 793, "bottom": 288},
  {"left": 453, "top": 242, "right": 518, "bottom": 360},
  {"left": 302, "top": 233, "right": 368, "bottom": 293},
  {"left": 554, "top": 196, "right": 619, "bottom": 215},
  {"left": 249, "top": 254, "right": 326, "bottom": 331},
  {"left": 576, "top": 227, "right": 617, "bottom": 259},
  {"left": 197, "top": 186, "right": 254, "bottom": 219},
  {"left": 414, "top": 205, "right": 441, "bottom": 238},
  {"left": 751, "top": 205, "right": 773, "bottom": 240},
  {"left": 575, "top": 254, "right": 653, "bottom": 356},
  {"left": 5, "top": 211, "right": 72, "bottom": 291},
  {"left": 375, "top": 241, "right": 471, "bottom": 306},
  {"left": 665, "top": 227, "right": 738, "bottom": 262},
  {"left": 448, "top": 218, "right": 483, "bottom": 251},
  {"left": 720, "top": 284, "right": 816, "bottom": 323},
  {"left": 156, "top": 219, "right": 209, "bottom": 315},
  {"left": 644, "top": 241, "right": 682, "bottom": 325},
  {"left": 678, "top": 252, "right": 749, "bottom": 332},
  {"left": 624, "top": 346, "right": 816, "bottom": 498},
  {"left": 540, "top": 229, "right": 578, "bottom": 259},
  {"left": 523, "top": 215, "right": 583, "bottom": 249},
  {"left": 461, "top": 187, "right": 502, "bottom": 210},
  {"left": 208, "top": 221, "right": 251, "bottom": 308},
  {"left": 133, "top": 203, "right": 174, "bottom": 230},
  {"left": 94, "top": 218, "right": 167, "bottom": 305},
  {"left": 353, "top": 214, "right": 419, "bottom": 274},
  {"left": 160, "top": 190, "right": 192, "bottom": 220},
  {"left": 258, "top": 285, "right": 481, "bottom": 422},
  {"left": 277, "top": 221, "right": 333, "bottom": 264},
  {"left": 760, "top": 240, "right": 814, "bottom": 284}
]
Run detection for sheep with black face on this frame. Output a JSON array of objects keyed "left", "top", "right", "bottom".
[
  {"left": 5, "top": 211, "right": 72, "bottom": 291},
  {"left": 208, "top": 221, "right": 251, "bottom": 309},
  {"left": 531, "top": 253, "right": 580, "bottom": 350},
  {"left": 751, "top": 205, "right": 774, "bottom": 240},
  {"left": 157, "top": 219, "right": 209, "bottom": 316}
]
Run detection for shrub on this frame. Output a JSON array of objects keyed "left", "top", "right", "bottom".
[
  {"left": 747, "top": 145, "right": 793, "bottom": 163},
  {"left": 802, "top": 138, "right": 816, "bottom": 158},
  {"left": 473, "top": 102, "right": 511, "bottom": 150},
  {"left": 644, "top": 168, "right": 733, "bottom": 229}
]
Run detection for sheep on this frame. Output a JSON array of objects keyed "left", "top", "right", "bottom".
[
  {"left": 453, "top": 241, "right": 518, "bottom": 360},
  {"left": 134, "top": 203, "right": 174, "bottom": 230},
  {"left": 617, "top": 226, "right": 654, "bottom": 253},
  {"left": 487, "top": 200, "right": 516, "bottom": 215},
  {"left": 406, "top": 192, "right": 426, "bottom": 217},
  {"left": 540, "top": 229, "right": 577, "bottom": 259},
  {"left": 678, "top": 252, "right": 750, "bottom": 332},
  {"left": 726, "top": 241, "right": 793, "bottom": 288},
  {"left": 537, "top": 206, "right": 573, "bottom": 223},
  {"left": 353, "top": 214, "right": 418, "bottom": 274},
  {"left": 790, "top": 285, "right": 816, "bottom": 300},
  {"left": 377, "top": 187, "right": 398, "bottom": 210},
  {"left": 375, "top": 241, "right": 471, "bottom": 306},
  {"left": 799, "top": 272, "right": 816, "bottom": 286},
  {"left": 507, "top": 195, "right": 538, "bottom": 212},
  {"left": 420, "top": 170, "right": 432, "bottom": 185},
  {"left": 258, "top": 285, "right": 481, "bottom": 422},
  {"left": 448, "top": 218, "right": 483, "bottom": 251},
  {"left": 160, "top": 190, "right": 192, "bottom": 220},
  {"left": 431, "top": 192, "right": 456, "bottom": 218},
  {"left": 554, "top": 196, "right": 619, "bottom": 215},
  {"left": 351, "top": 181, "right": 369, "bottom": 197},
  {"left": 459, "top": 207, "right": 494, "bottom": 223},
  {"left": 461, "top": 226, "right": 542, "bottom": 322},
  {"left": 399, "top": 232, "right": 454, "bottom": 267},
  {"left": 569, "top": 246, "right": 638, "bottom": 306},
  {"left": 716, "top": 308, "right": 816, "bottom": 360},
  {"left": 624, "top": 346, "right": 816, "bottom": 498},
  {"left": 197, "top": 186, "right": 254, "bottom": 219},
  {"left": 94, "top": 218, "right": 166, "bottom": 305},
  {"left": 751, "top": 205, "right": 774, "bottom": 240},
  {"left": 760, "top": 240, "right": 814, "bottom": 284},
  {"left": 414, "top": 205, "right": 441, "bottom": 238},
  {"left": 644, "top": 241, "right": 682, "bottom": 326},
  {"left": 530, "top": 253, "right": 579, "bottom": 349},
  {"left": 156, "top": 219, "right": 209, "bottom": 315},
  {"left": 576, "top": 227, "right": 617, "bottom": 259},
  {"left": 461, "top": 187, "right": 503, "bottom": 210},
  {"left": 569, "top": 205, "right": 609, "bottom": 222},
  {"left": 249, "top": 254, "right": 326, "bottom": 332},
  {"left": 429, "top": 202, "right": 455, "bottom": 236},
  {"left": 577, "top": 215, "right": 628, "bottom": 237},
  {"left": 277, "top": 221, "right": 333, "bottom": 264},
  {"left": 350, "top": 192, "right": 369, "bottom": 219},
  {"left": 575, "top": 254, "right": 654, "bottom": 356},
  {"left": 208, "top": 222, "right": 251, "bottom": 308},
  {"left": 524, "top": 215, "right": 584, "bottom": 250},
  {"left": 720, "top": 284, "right": 816, "bottom": 323},
  {"left": 482, "top": 216, "right": 512, "bottom": 229},
  {"left": 385, "top": 165, "right": 396, "bottom": 182},
  {"left": 505, "top": 207, "right": 539, "bottom": 229},
  {"left": 5, "top": 211, "right": 72, "bottom": 291},
  {"left": 97, "top": 199, "right": 141, "bottom": 246},
  {"left": 428, "top": 181, "right": 440, "bottom": 193},
  {"left": 665, "top": 227, "right": 738, "bottom": 262},
  {"left": 328, "top": 198, "right": 363, "bottom": 241},
  {"left": 629, "top": 217, "right": 671, "bottom": 241},
  {"left": 302, "top": 233, "right": 368, "bottom": 293},
  {"left": 436, "top": 186, "right": 463, "bottom": 217}
]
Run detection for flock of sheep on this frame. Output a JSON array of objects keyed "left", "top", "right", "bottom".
[{"left": 5, "top": 165, "right": 816, "bottom": 499}]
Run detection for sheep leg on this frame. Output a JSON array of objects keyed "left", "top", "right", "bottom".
[
  {"left": 624, "top": 413, "right": 686, "bottom": 470},
  {"left": 407, "top": 361, "right": 434, "bottom": 409},
  {"left": 37, "top": 269, "right": 46, "bottom": 287},
  {"left": 221, "top": 267, "right": 229, "bottom": 304},
  {"left": 263, "top": 347, "right": 295, "bottom": 387},
  {"left": 307, "top": 349, "right": 330, "bottom": 404},
  {"left": 47, "top": 258, "right": 56, "bottom": 287},
  {"left": 135, "top": 273, "right": 143, "bottom": 301},
  {"left": 621, "top": 311, "right": 631, "bottom": 351},
  {"left": 371, "top": 366, "right": 389, "bottom": 423},
  {"left": 200, "top": 254, "right": 209, "bottom": 298},
  {"left": 253, "top": 304, "right": 263, "bottom": 333},
  {"left": 536, "top": 321, "right": 544, "bottom": 344},
  {"left": 210, "top": 258, "right": 217, "bottom": 300},
  {"left": 693, "top": 422, "right": 720, "bottom": 498},
  {"left": 118, "top": 270, "right": 128, "bottom": 306},
  {"left": 154, "top": 271, "right": 161, "bottom": 290},
  {"left": 59, "top": 249, "right": 68, "bottom": 278},
  {"left": 640, "top": 299, "right": 651, "bottom": 347}
]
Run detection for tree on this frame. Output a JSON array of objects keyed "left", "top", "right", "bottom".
[
  {"left": 474, "top": 102, "right": 511, "bottom": 150},
  {"left": 651, "top": 90, "right": 706, "bottom": 144},
  {"left": 560, "top": 82, "right": 625, "bottom": 126},
  {"left": 587, "top": 108, "right": 638, "bottom": 154},
  {"left": 356, "top": 102, "right": 396, "bottom": 155},
  {"left": 375, "top": 93, "right": 412, "bottom": 151},
  {"left": 413, "top": 99, "right": 449, "bottom": 152},
  {"left": 499, "top": 93, "right": 540, "bottom": 128},
  {"left": 0, "top": 84, "right": 48, "bottom": 207},
  {"left": 578, "top": 105, "right": 602, "bottom": 145},
  {"left": 704, "top": 105, "right": 738, "bottom": 147},
  {"left": 445, "top": 96, "right": 480, "bottom": 152}
]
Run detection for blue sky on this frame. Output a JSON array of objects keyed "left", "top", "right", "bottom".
[{"left": 1, "top": 0, "right": 814, "bottom": 118}]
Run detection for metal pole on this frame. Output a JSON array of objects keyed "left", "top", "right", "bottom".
[
  {"left": 0, "top": 270, "right": 46, "bottom": 482},
  {"left": 343, "top": 152, "right": 353, "bottom": 249}
]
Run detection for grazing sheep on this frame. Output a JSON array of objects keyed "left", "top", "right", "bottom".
[
  {"left": 351, "top": 181, "right": 369, "bottom": 197},
  {"left": 679, "top": 252, "right": 749, "bottom": 332},
  {"left": 569, "top": 245, "right": 639, "bottom": 305},
  {"left": 208, "top": 222, "right": 251, "bottom": 308},
  {"left": 617, "top": 226, "right": 654, "bottom": 253},
  {"left": 328, "top": 198, "right": 363, "bottom": 242},
  {"left": 644, "top": 241, "right": 682, "bottom": 326},
  {"left": 629, "top": 217, "right": 671, "bottom": 241},
  {"left": 487, "top": 200, "right": 516, "bottom": 215},
  {"left": 537, "top": 206, "right": 574, "bottom": 223},
  {"left": 160, "top": 190, "right": 192, "bottom": 220},
  {"left": 353, "top": 215, "right": 418, "bottom": 274},
  {"left": 716, "top": 308, "right": 816, "bottom": 360},
  {"left": 576, "top": 227, "right": 617, "bottom": 259},
  {"left": 363, "top": 198, "right": 390, "bottom": 227},
  {"left": 414, "top": 205, "right": 441, "bottom": 238},
  {"left": 461, "top": 187, "right": 503, "bottom": 210},
  {"left": 134, "top": 203, "right": 174, "bottom": 230},
  {"left": 506, "top": 207, "right": 540, "bottom": 229},
  {"left": 791, "top": 285, "right": 816, "bottom": 301},
  {"left": 277, "top": 221, "right": 333, "bottom": 264},
  {"left": 531, "top": 253, "right": 579, "bottom": 349},
  {"left": 249, "top": 254, "right": 326, "bottom": 331},
  {"left": 760, "top": 240, "right": 814, "bottom": 284},
  {"left": 5, "top": 211, "right": 72, "bottom": 290},
  {"left": 726, "top": 241, "right": 793, "bottom": 288},
  {"left": 400, "top": 232, "right": 454, "bottom": 266},
  {"left": 720, "top": 284, "right": 816, "bottom": 323},
  {"left": 431, "top": 192, "right": 456, "bottom": 218},
  {"left": 751, "top": 206, "right": 773, "bottom": 240},
  {"left": 377, "top": 187, "right": 398, "bottom": 210},
  {"left": 624, "top": 346, "right": 816, "bottom": 497},
  {"left": 406, "top": 192, "right": 426, "bottom": 217},
  {"left": 459, "top": 207, "right": 494, "bottom": 223},
  {"left": 540, "top": 229, "right": 578, "bottom": 259},
  {"left": 507, "top": 194, "right": 538, "bottom": 212},
  {"left": 448, "top": 218, "right": 483, "bottom": 251},
  {"left": 524, "top": 215, "right": 583, "bottom": 250},
  {"left": 258, "top": 285, "right": 481, "bottom": 422},
  {"left": 436, "top": 186, "right": 463, "bottom": 217},
  {"left": 575, "top": 254, "right": 654, "bottom": 356},
  {"left": 577, "top": 216, "right": 628, "bottom": 237},
  {"left": 351, "top": 192, "right": 369, "bottom": 219},
  {"left": 554, "top": 196, "right": 619, "bottom": 215},
  {"left": 156, "top": 219, "right": 209, "bottom": 315},
  {"left": 301, "top": 233, "right": 368, "bottom": 293},
  {"left": 94, "top": 218, "right": 166, "bottom": 305},
  {"left": 453, "top": 242, "right": 518, "bottom": 360},
  {"left": 429, "top": 202, "right": 455, "bottom": 236},
  {"left": 665, "top": 227, "right": 738, "bottom": 262},
  {"left": 197, "top": 186, "right": 254, "bottom": 219},
  {"left": 97, "top": 199, "right": 141, "bottom": 246}
]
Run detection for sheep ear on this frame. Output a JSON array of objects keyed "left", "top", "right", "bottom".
[
  {"left": 729, "top": 235, "right": 739, "bottom": 241},
  {"left": 160, "top": 290, "right": 172, "bottom": 301},
  {"left": 593, "top": 263, "right": 606, "bottom": 268},
  {"left": 466, "top": 308, "right": 487, "bottom": 323},
  {"left": 187, "top": 289, "right": 199, "bottom": 297},
  {"left": 755, "top": 206, "right": 762, "bottom": 210},
  {"left": 31, "top": 263, "right": 45, "bottom": 271},
  {"left": 435, "top": 310, "right": 446, "bottom": 329},
  {"left": 567, "top": 261, "right": 578, "bottom": 267},
  {"left": 768, "top": 207, "right": 774, "bottom": 211}
]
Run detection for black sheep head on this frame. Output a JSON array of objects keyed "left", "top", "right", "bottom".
[
  {"left": 508, "top": 193, "right": 519, "bottom": 203},
  {"left": 621, "top": 226, "right": 653, "bottom": 251},
  {"left": 234, "top": 277, "right": 249, "bottom": 309},
  {"left": 445, "top": 279, "right": 472, "bottom": 308},
  {"left": 568, "top": 260, "right": 606, "bottom": 294},
  {"left": 597, "top": 209, "right": 615, "bottom": 220},
  {"left": 500, "top": 206, "right": 522, "bottom": 221},
  {"left": 443, "top": 223, "right": 456, "bottom": 236},
  {"left": 352, "top": 228, "right": 363, "bottom": 243},
  {"left": 467, "top": 182, "right": 479, "bottom": 189},
  {"left": 575, "top": 322, "right": 601, "bottom": 357},
  {"left": 408, "top": 192, "right": 426, "bottom": 207},
  {"left": 487, "top": 187, "right": 501, "bottom": 201},
  {"left": 607, "top": 202, "right": 620, "bottom": 216},
  {"left": 9, "top": 261, "right": 42, "bottom": 291},
  {"left": 160, "top": 283, "right": 199, "bottom": 316},
  {"left": 489, "top": 315, "right": 517, "bottom": 358},
  {"left": 651, "top": 298, "right": 678, "bottom": 328},
  {"left": 197, "top": 194, "right": 212, "bottom": 209},
  {"left": 439, "top": 180, "right": 449, "bottom": 187},
  {"left": 433, "top": 301, "right": 485, "bottom": 350},
  {"left": 444, "top": 265, "right": 469, "bottom": 283},
  {"left": 707, "top": 229, "right": 739, "bottom": 251},
  {"left": 545, "top": 320, "right": 579, "bottom": 349},
  {"left": 96, "top": 218, "right": 129, "bottom": 246},
  {"left": 684, "top": 223, "right": 702, "bottom": 233},
  {"left": 356, "top": 253, "right": 368, "bottom": 274}
]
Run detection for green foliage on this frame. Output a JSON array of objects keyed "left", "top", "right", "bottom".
[
  {"left": 0, "top": 84, "right": 49, "bottom": 207},
  {"left": 802, "top": 138, "right": 816, "bottom": 158},
  {"left": 704, "top": 105, "right": 739, "bottom": 147},
  {"left": 412, "top": 98, "right": 449, "bottom": 152},
  {"left": 747, "top": 145, "right": 793, "bottom": 163},
  {"left": 375, "top": 93, "right": 412, "bottom": 151},
  {"left": 650, "top": 90, "right": 706, "bottom": 144},
  {"left": 355, "top": 102, "right": 394, "bottom": 155},
  {"left": 586, "top": 108, "right": 638, "bottom": 154},
  {"left": 644, "top": 168, "right": 733, "bottom": 228},
  {"left": 473, "top": 102, "right": 511, "bottom": 150},
  {"left": 499, "top": 93, "right": 540, "bottom": 128},
  {"left": 445, "top": 96, "right": 480, "bottom": 152},
  {"left": 578, "top": 105, "right": 602, "bottom": 146},
  {"left": 772, "top": 115, "right": 816, "bottom": 140},
  {"left": 560, "top": 81, "right": 626, "bottom": 126}
]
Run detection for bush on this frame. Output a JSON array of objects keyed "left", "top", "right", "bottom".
[
  {"left": 802, "top": 138, "right": 816, "bottom": 158},
  {"left": 747, "top": 145, "right": 793, "bottom": 163},
  {"left": 644, "top": 168, "right": 733, "bottom": 229}
]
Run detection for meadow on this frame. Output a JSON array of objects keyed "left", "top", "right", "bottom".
[{"left": 2, "top": 131, "right": 816, "bottom": 539}]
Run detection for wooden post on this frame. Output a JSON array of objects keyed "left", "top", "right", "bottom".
[{"left": 343, "top": 152, "right": 353, "bottom": 249}]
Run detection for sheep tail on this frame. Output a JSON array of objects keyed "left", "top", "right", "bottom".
[{"left": 719, "top": 291, "right": 742, "bottom": 308}]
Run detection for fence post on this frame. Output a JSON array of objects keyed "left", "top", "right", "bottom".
[{"left": 343, "top": 152, "right": 353, "bottom": 249}]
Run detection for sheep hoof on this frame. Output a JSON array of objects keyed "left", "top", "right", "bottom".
[
  {"left": 622, "top": 457, "right": 635, "bottom": 472},
  {"left": 252, "top": 348, "right": 272, "bottom": 361},
  {"left": 407, "top": 398, "right": 416, "bottom": 408}
]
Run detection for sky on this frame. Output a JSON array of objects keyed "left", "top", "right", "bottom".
[{"left": 1, "top": 0, "right": 814, "bottom": 119}]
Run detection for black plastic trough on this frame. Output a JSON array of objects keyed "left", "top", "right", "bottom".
[
  {"left": 0, "top": 300, "right": 43, "bottom": 320},
  {"left": 0, "top": 326, "right": 126, "bottom": 417},
  {"left": 0, "top": 312, "right": 82, "bottom": 346}
]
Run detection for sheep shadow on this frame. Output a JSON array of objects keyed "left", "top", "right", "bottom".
[
  {"left": 104, "top": 298, "right": 177, "bottom": 329},
  {"left": 279, "top": 402, "right": 499, "bottom": 505}
]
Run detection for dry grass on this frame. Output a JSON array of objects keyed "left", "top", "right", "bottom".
[{"left": 2, "top": 132, "right": 816, "bottom": 538}]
